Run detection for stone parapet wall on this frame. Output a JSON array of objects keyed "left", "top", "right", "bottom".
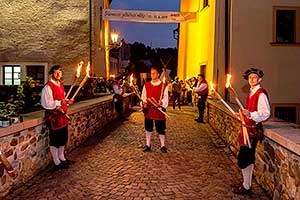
[
  {"left": 0, "top": 94, "right": 132, "bottom": 197},
  {"left": 207, "top": 99, "right": 300, "bottom": 199}
]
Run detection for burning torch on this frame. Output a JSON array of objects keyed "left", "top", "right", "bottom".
[
  {"left": 130, "top": 74, "right": 142, "bottom": 100},
  {"left": 225, "top": 74, "right": 244, "bottom": 109},
  {"left": 71, "top": 62, "right": 91, "bottom": 100},
  {"left": 65, "top": 61, "right": 83, "bottom": 99},
  {"left": 210, "top": 81, "right": 236, "bottom": 115},
  {"left": 225, "top": 74, "right": 251, "bottom": 148}
]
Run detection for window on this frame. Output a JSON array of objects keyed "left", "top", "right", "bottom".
[
  {"left": 273, "top": 7, "right": 299, "bottom": 44},
  {"left": 3, "top": 65, "right": 21, "bottom": 85},
  {"left": 274, "top": 106, "right": 297, "bottom": 123},
  {"left": 26, "top": 65, "right": 45, "bottom": 84},
  {"left": 203, "top": 0, "right": 209, "bottom": 9},
  {"left": 276, "top": 9, "right": 296, "bottom": 43}
]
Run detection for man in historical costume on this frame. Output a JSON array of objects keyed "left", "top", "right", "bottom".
[
  {"left": 193, "top": 74, "right": 208, "bottom": 123},
  {"left": 172, "top": 76, "right": 182, "bottom": 110},
  {"left": 41, "top": 65, "right": 75, "bottom": 170},
  {"left": 132, "top": 76, "right": 141, "bottom": 106},
  {"left": 232, "top": 68, "right": 270, "bottom": 195},
  {"left": 112, "top": 76, "right": 127, "bottom": 121},
  {"left": 141, "top": 66, "right": 169, "bottom": 153}
]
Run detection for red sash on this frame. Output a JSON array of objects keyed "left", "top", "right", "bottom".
[
  {"left": 239, "top": 88, "right": 268, "bottom": 144},
  {"left": 46, "top": 81, "right": 68, "bottom": 130},
  {"left": 144, "top": 82, "right": 165, "bottom": 120},
  {"left": 196, "top": 79, "right": 208, "bottom": 96}
]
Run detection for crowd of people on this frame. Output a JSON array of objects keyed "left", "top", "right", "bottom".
[{"left": 168, "top": 75, "right": 208, "bottom": 123}]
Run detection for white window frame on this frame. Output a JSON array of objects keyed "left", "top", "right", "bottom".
[{"left": 0, "top": 62, "right": 48, "bottom": 85}]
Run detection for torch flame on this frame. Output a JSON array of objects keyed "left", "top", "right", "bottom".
[
  {"left": 162, "top": 76, "right": 166, "bottom": 83},
  {"left": 86, "top": 62, "right": 90, "bottom": 77},
  {"left": 225, "top": 74, "right": 232, "bottom": 88},
  {"left": 130, "top": 74, "right": 134, "bottom": 86},
  {"left": 210, "top": 81, "right": 215, "bottom": 91},
  {"left": 76, "top": 61, "right": 84, "bottom": 78}
]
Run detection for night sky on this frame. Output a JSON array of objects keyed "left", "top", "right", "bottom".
[{"left": 110, "top": 0, "right": 180, "bottom": 48}]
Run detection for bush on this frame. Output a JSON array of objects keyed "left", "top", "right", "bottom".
[{"left": 0, "top": 77, "right": 42, "bottom": 115}]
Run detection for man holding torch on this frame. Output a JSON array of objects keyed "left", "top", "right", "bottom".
[
  {"left": 141, "top": 66, "right": 169, "bottom": 153},
  {"left": 112, "top": 76, "right": 126, "bottom": 121},
  {"left": 41, "top": 65, "right": 75, "bottom": 171},
  {"left": 232, "top": 68, "right": 270, "bottom": 195},
  {"left": 193, "top": 74, "right": 208, "bottom": 123}
]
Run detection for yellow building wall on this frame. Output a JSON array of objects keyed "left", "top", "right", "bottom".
[{"left": 178, "top": 0, "right": 216, "bottom": 83}]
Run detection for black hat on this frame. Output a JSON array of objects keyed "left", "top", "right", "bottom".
[
  {"left": 49, "top": 65, "right": 62, "bottom": 75},
  {"left": 243, "top": 68, "right": 264, "bottom": 80},
  {"left": 197, "top": 74, "right": 205, "bottom": 79},
  {"left": 150, "top": 66, "right": 161, "bottom": 74}
]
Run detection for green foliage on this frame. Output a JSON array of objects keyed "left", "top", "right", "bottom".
[
  {"left": 21, "top": 76, "right": 42, "bottom": 113},
  {"left": 0, "top": 76, "right": 41, "bottom": 116},
  {"left": 0, "top": 102, "right": 7, "bottom": 115}
]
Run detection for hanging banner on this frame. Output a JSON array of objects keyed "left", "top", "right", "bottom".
[{"left": 102, "top": 9, "right": 197, "bottom": 23}]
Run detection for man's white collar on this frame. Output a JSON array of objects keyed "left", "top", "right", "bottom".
[
  {"left": 50, "top": 78, "right": 61, "bottom": 86},
  {"left": 250, "top": 84, "right": 261, "bottom": 96},
  {"left": 151, "top": 79, "right": 161, "bottom": 86}
]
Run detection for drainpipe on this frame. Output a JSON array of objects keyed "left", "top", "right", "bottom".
[
  {"left": 225, "top": 0, "right": 231, "bottom": 100},
  {"left": 89, "top": 0, "right": 93, "bottom": 73}
]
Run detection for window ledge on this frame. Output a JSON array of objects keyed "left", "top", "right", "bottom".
[{"left": 270, "top": 42, "right": 300, "bottom": 47}]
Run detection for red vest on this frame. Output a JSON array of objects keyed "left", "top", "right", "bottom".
[
  {"left": 47, "top": 81, "right": 68, "bottom": 130},
  {"left": 144, "top": 81, "right": 165, "bottom": 120},
  {"left": 197, "top": 79, "right": 208, "bottom": 96},
  {"left": 239, "top": 88, "right": 268, "bottom": 144}
]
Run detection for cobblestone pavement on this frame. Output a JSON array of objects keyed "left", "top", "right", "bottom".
[{"left": 5, "top": 106, "right": 270, "bottom": 200}]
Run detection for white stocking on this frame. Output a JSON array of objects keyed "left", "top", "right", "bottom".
[
  {"left": 146, "top": 131, "right": 152, "bottom": 146},
  {"left": 248, "top": 164, "right": 254, "bottom": 186},
  {"left": 50, "top": 146, "right": 60, "bottom": 165},
  {"left": 242, "top": 165, "right": 252, "bottom": 190},
  {"left": 159, "top": 134, "right": 165, "bottom": 147},
  {"left": 58, "top": 146, "right": 66, "bottom": 161}
]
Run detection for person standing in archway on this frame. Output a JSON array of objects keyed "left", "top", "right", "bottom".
[
  {"left": 193, "top": 74, "right": 208, "bottom": 123},
  {"left": 172, "top": 76, "right": 181, "bottom": 110}
]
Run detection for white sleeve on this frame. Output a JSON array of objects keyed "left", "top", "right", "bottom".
[
  {"left": 249, "top": 93, "right": 270, "bottom": 123},
  {"left": 113, "top": 84, "right": 123, "bottom": 95},
  {"left": 141, "top": 85, "right": 147, "bottom": 103},
  {"left": 194, "top": 83, "right": 208, "bottom": 93},
  {"left": 161, "top": 86, "right": 169, "bottom": 108},
  {"left": 41, "top": 85, "right": 61, "bottom": 110}
]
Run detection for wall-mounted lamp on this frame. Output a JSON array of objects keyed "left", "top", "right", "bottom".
[
  {"left": 173, "top": 27, "right": 179, "bottom": 41},
  {"left": 106, "top": 30, "right": 123, "bottom": 51}
]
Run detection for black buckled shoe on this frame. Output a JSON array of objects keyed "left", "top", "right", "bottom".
[
  {"left": 54, "top": 162, "right": 69, "bottom": 171},
  {"left": 60, "top": 159, "right": 76, "bottom": 166},
  {"left": 143, "top": 145, "right": 151, "bottom": 152},
  {"left": 232, "top": 185, "right": 252, "bottom": 195},
  {"left": 160, "top": 146, "right": 168, "bottom": 153}
]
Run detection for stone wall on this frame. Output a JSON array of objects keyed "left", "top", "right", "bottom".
[
  {"left": 0, "top": 94, "right": 132, "bottom": 197},
  {"left": 0, "top": 0, "right": 106, "bottom": 83},
  {"left": 207, "top": 99, "right": 300, "bottom": 199}
]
